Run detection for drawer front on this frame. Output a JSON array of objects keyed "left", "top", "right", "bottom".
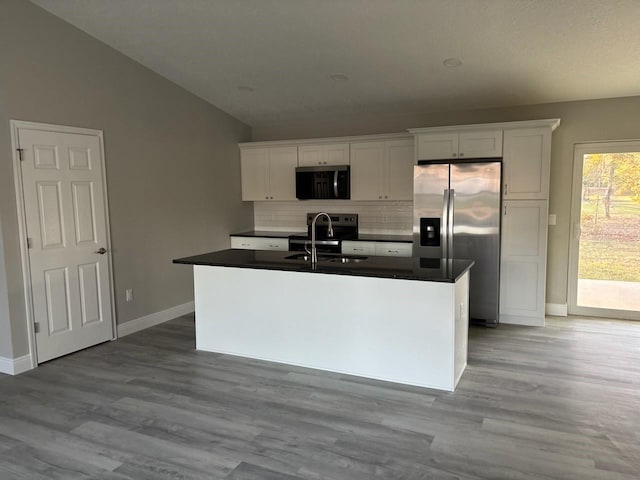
[
  {"left": 231, "top": 236, "right": 259, "bottom": 249},
  {"left": 231, "top": 236, "right": 288, "bottom": 251},
  {"left": 259, "top": 238, "right": 289, "bottom": 251},
  {"left": 341, "top": 241, "right": 376, "bottom": 255},
  {"left": 374, "top": 242, "right": 412, "bottom": 257}
]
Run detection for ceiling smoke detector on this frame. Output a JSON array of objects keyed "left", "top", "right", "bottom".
[
  {"left": 330, "top": 74, "right": 349, "bottom": 82},
  {"left": 443, "top": 58, "right": 463, "bottom": 68}
]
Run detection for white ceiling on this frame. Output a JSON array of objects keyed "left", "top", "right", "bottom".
[{"left": 31, "top": 0, "right": 640, "bottom": 126}]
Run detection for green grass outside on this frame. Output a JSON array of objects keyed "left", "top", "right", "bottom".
[{"left": 578, "top": 196, "right": 640, "bottom": 282}]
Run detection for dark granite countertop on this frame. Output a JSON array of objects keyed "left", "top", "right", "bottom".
[
  {"left": 231, "top": 230, "right": 305, "bottom": 238},
  {"left": 174, "top": 249, "right": 473, "bottom": 283},
  {"left": 354, "top": 234, "right": 413, "bottom": 243}
]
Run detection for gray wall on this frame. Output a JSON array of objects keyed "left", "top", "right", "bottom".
[
  {"left": 0, "top": 218, "right": 12, "bottom": 358},
  {"left": 253, "top": 96, "right": 640, "bottom": 309},
  {"left": 0, "top": 0, "right": 253, "bottom": 359}
]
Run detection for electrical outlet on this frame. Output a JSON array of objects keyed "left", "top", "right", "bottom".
[
  {"left": 125, "top": 289, "right": 133, "bottom": 302},
  {"left": 549, "top": 214, "right": 557, "bottom": 226}
]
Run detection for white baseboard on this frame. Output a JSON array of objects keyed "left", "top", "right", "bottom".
[
  {"left": 545, "top": 303, "right": 568, "bottom": 317},
  {"left": 117, "top": 301, "right": 194, "bottom": 337},
  {"left": 0, "top": 354, "right": 33, "bottom": 375},
  {"left": 500, "top": 314, "right": 545, "bottom": 327}
]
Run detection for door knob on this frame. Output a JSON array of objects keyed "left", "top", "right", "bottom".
[{"left": 95, "top": 247, "right": 107, "bottom": 255}]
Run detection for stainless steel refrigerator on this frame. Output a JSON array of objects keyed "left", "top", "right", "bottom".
[{"left": 413, "top": 160, "right": 501, "bottom": 325}]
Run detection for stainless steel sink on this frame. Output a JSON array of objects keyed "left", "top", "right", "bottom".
[
  {"left": 328, "top": 255, "right": 368, "bottom": 264},
  {"left": 285, "top": 253, "right": 332, "bottom": 262},
  {"left": 285, "top": 253, "right": 367, "bottom": 264}
]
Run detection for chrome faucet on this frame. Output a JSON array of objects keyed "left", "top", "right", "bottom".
[{"left": 311, "top": 212, "right": 334, "bottom": 266}]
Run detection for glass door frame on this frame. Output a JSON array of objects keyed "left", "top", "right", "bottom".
[{"left": 568, "top": 141, "right": 640, "bottom": 320}]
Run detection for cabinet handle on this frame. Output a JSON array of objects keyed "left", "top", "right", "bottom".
[
  {"left": 504, "top": 183, "right": 508, "bottom": 194},
  {"left": 265, "top": 196, "right": 269, "bottom": 199},
  {"left": 504, "top": 206, "right": 507, "bottom": 215},
  {"left": 388, "top": 250, "right": 399, "bottom": 254},
  {"left": 452, "top": 152, "right": 457, "bottom": 157},
  {"left": 241, "top": 243, "right": 250, "bottom": 247},
  {"left": 460, "top": 152, "right": 464, "bottom": 157},
  {"left": 384, "top": 195, "right": 388, "bottom": 199},
  {"left": 378, "top": 195, "right": 382, "bottom": 199}
]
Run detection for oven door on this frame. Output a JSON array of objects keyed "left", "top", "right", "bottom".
[{"left": 288, "top": 237, "right": 341, "bottom": 253}]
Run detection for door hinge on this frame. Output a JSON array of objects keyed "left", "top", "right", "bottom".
[
  {"left": 27, "top": 237, "right": 33, "bottom": 249},
  {"left": 17, "top": 148, "right": 24, "bottom": 162},
  {"left": 34, "top": 322, "right": 40, "bottom": 334}
]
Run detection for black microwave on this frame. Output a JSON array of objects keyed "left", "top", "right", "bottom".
[{"left": 295, "top": 165, "right": 350, "bottom": 200}]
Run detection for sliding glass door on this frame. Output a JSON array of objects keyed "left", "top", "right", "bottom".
[{"left": 568, "top": 142, "right": 640, "bottom": 320}]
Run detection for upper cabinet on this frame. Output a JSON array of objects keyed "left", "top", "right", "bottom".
[
  {"left": 298, "top": 143, "right": 350, "bottom": 166},
  {"left": 351, "top": 139, "right": 414, "bottom": 200},
  {"left": 416, "top": 130, "right": 503, "bottom": 160},
  {"left": 240, "top": 146, "right": 298, "bottom": 201},
  {"left": 502, "top": 128, "right": 551, "bottom": 200}
]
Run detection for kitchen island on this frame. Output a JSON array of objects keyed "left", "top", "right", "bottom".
[{"left": 174, "top": 250, "right": 473, "bottom": 391}]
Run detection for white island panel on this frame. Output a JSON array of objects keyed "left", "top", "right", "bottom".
[{"left": 194, "top": 265, "right": 469, "bottom": 391}]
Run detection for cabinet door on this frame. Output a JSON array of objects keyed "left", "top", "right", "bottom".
[
  {"left": 268, "top": 147, "right": 298, "bottom": 200},
  {"left": 416, "top": 133, "right": 458, "bottom": 160},
  {"left": 324, "top": 143, "right": 350, "bottom": 165},
  {"left": 298, "top": 143, "right": 349, "bottom": 166},
  {"left": 350, "top": 142, "right": 384, "bottom": 200},
  {"left": 503, "top": 128, "right": 551, "bottom": 199},
  {"left": 240, "top": 148, "right": 269, "bottom": 201},
  {"left": 374, "top": 242, "right": 412, "bottom": 257},
  {"left": 298, "top": 145, "right": 324, "bottom": 166},
  {"left": 499, "top": 200, "right": 548, "bottom": 326},
  {"left": 384, "top": 139, "right": 414, "bottom": 200},
  {"left": 458, "top": 130, "right": 503, "bottom": 158}
]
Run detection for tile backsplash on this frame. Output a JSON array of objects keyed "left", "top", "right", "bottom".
[{"left": 254, "top": 201, "right": 413, "bottom": 234}]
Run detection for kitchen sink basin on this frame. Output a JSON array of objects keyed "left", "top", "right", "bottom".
[
  {"left": 328, "top": 255, "right": 368, "bottom": 264},
  {"left": 285, "top": 253, "right": 332, "bottom": 262},
  {"left": 285, "top": 253, "right": 368, "bottom": 264}
]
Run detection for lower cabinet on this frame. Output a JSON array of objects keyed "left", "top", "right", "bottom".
[
  {"left": 499, "top": 200, "right": 548, "bottom": 326},
  {"left": 230, "top": 236, "right": 288, "bottom": 251},
  {"left": 342, "top": 241, "right": 412, "bottom": 257}
]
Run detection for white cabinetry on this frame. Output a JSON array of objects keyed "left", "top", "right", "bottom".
[
  {"left": 499, "top": 201, "right": 548, "bottom": 325},
  {"left": 350, "top": 139, "right": 414, "bottom": 200},
  {"left": 231, "top": 236, "right": 288, "bottom": 251},
  {"left": 240, "top": 146, "right": 298, "bottom": 201},
  {"left": 342, "top": 241, "right": 376, "bottom": 255},
  {"left": 416, "top": 130, "right": 502, "bottom": 160},
  {"left": 502, "top": 128, "right": 551, "bottom": 200},
  {"left": 298, "top": 143, "right": 349, "bottom": 166},
  {"left": 375, "top": 242, "right": 412, "bottom": 257},
  {"left": 341, "top": 240, "right": 412, "bottom": 257}
]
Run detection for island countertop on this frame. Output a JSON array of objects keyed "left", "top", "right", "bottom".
[{"left": 173, "top": 249, "right": 473, "bottom": 283}]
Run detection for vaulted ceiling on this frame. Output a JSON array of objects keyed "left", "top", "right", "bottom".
[{"left": 31, "top": 0, "right": 640, "bottom": 126}]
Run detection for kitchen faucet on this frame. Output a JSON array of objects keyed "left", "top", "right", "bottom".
[{"left": 311, "top": 212, "right": 334, "bottom": 266}]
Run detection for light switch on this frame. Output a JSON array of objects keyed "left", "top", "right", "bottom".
[{"left": 549, "top": 214, "right": 557, "bottom": 226}]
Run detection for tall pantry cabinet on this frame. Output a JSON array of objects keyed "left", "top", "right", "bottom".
[{"left": 499, "top": 124, "right": 557, "bottom": 326}]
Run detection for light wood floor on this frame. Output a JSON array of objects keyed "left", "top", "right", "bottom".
[{"left": 1, "top": 315, "right": 639, "bottom": 479}]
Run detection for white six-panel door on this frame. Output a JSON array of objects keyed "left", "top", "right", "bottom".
[{"left": 18, "top": 127, "right": 114, "bottom": 363}]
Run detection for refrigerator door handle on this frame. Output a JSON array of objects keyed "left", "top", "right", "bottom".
[
  {"left": 448, "top": 189, "right": 455, "bottom": 259},
  {"left": 442, "top": 189, "right": 450, "bottom": 258}
]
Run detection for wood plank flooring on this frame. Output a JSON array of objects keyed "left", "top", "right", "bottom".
[{"left": 1, "top": 315, "right": 639, "bottom": 479}]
